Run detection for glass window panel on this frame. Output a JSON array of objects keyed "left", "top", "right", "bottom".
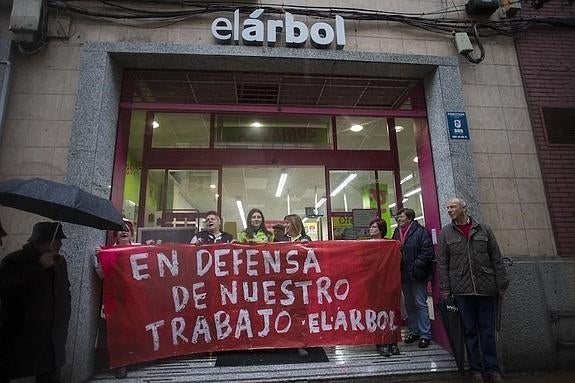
[
  {"left": 123, "top": 110, "right": 146, "bottom": 225},
  {"left": 336, "top": 117, "right": 390, "bottom": 150},
  {"left": 329, "top": 170, "right": 377, "bottom": 240},
  {"left": 221, "top": 167, "right": 327, "bottom": 240},
  {"left": 151, "top": 113, "right": 210, "bottom": 148},
  {"left": 214, "top": 114, "right": 332, "bottom": 150},
  {"left": 377, "top": 171, "right": 397, "bottom": 238},
  {"left": 395, "top": 118, "right": 425, "bottom": 226},
  {"left": 143, "top": 169, "right": 219, "bottom": 230}
]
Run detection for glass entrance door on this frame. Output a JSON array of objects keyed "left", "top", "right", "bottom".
[{"left": 328, "top": 170, "right": 398, "bottom": 240}]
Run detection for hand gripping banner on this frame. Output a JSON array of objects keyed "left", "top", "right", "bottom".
[{"left": 98, "top": 240, "right": 401, "bottom": 367}]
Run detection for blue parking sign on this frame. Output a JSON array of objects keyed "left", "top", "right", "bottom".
[{"left": 447, "top": 112, "right": 470, "bottom": 140}]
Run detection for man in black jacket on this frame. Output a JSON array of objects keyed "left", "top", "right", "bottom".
[
  {"left": 438, "top": 198, "right": 509, "bottom": 383},
  {"left": 392, "top": 208, "right": 434, "bottom": 349},
  {"left": 0, "top": 222, "right": 71, "bottom": 383}
]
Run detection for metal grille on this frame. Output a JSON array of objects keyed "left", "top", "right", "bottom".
[{"left": 122, "top": 70, "right": 422, "bottom": 110}]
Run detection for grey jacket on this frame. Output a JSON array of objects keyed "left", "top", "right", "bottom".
[{"left": 437, "top": 217, "right": 509, "bottom": 296}]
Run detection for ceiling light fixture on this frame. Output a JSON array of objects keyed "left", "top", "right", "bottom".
[
  {"left": 275, "top": 172, "right": 288, "bottom": 197},
  {"left": 330, "top": 173, "right": 357, "bottom": 197},
  {"left": 413, "top": 156, "right": 419, "bottom": 163},
  {"left": 250, "top": 122, "right": 263, "bottom": 128},
  {"left": 209, "top": 184, "right": 216, "bottom": 189},
  {"left": 404, "top": 187, "right": 422, "bottom": 197},
  {"left": 400, "top": 173, "right": 413, "bottom": 184},
  {"left": 388, "top": 202, "right": 397, "bottom": 209},
  {"left": 315, "top": 197, "right": 327, "bottom": 209},
  {"left": 236, "top": 200, "right": 247, "bottom": 229},
  {"left": 152, "top": 120, "right": 160, "bottom": 129},
  {"left": 395, "top": 125, "right": 404, "bottom": 133},
  {"left": 350, "top": 124, "right": 364, "bottom": 132}
]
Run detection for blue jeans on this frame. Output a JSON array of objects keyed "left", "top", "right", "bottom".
[
  {"left": 402, "top": 282, "right": 431, "bottom": 339},
  {"left": 455, "top": 295, "right": 500, "bottom": 374}
]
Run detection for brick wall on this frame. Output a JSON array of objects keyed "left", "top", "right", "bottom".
[{"left": 515, "top": 3, "right": 575, "bottom": 256}]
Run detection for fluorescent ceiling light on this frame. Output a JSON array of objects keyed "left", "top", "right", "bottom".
[
  {"left": 402, "top": 198, "right": 408, "bottom": 203},
  {"left": 152, "top": 120, "right": 160, "bottom": 129},
  {"left": 400, "top": 173, "right": 413, "bottom": 184},
  {"left": 209, "top": 184, "right": 216, "bottom": 189},
  {"left": 391, "top": 223, "right": 398, "bottom": 228},
  {"left": 388, "top": 202, "right": 397, "bottom": 209},
  {"left": 413, "top": 156, "right": 419, "bottom": 163},
  {"left": 415, "top": 215, "right": 424, "bottom": 221},
  {"left": 395, "top": 125, "right": 404, "bottom": 133},
  {"left": 275, "top": 172, "right": 288, "bottom": 197},
  {"left": 404, "top": 187, "right": 421, "bottom": 197},
  {"left": 315, "top": 197, "right": 327, "bottom": 209},
  {"left": 236, "top": 200, "right": 247, "bottom": 229},
  {"left": 302, "top": 217, "right": 309, "bottom": 223},
  {"left": 250, "top": 122, "right": 263, "bottom": 128},
  {"left": 350, "top": 124, "right": 363, "bottom": 132},
  {"left": 330, "top": 173, "right": 357, "bottom": 197}
]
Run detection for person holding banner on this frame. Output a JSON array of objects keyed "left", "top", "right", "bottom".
[
  {"left": 280, "top": 214, "right": 311, "bottom": 243},
  {"left": 369, "top": 218, "right": 401, "bottom": 357},
  {"left": 94, "top": 219, "right": 137, "bottom": 379},
  {"left": 190, "top": 211, "right": 234, "bottom": 244},
  {"left": 238, "top": 209, "right": 274, "bottom": 243},
  {"left": 393, "top": 208, "right": 434, "bottom": 349}
]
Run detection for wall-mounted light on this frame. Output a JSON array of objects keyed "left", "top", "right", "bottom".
[
  {"left": 236, "top": 200, "right": 247, "bottom": 229},
  {"left": 350, "top": 124, "right": 363, "bottom": 132},
  {"left": 330, "top": 173, "right": 357, "bottom": 196},
  {"left": 152, "top": 120, "right": 160, "bottom": 129},
  {"left": 275, "top": 172, "right": 288, "bottom": 197}
]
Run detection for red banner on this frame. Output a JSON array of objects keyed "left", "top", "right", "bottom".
[{"left": 98, "top": 240, "right": 401, "bottom": 367}]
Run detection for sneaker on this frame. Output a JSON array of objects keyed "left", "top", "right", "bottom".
[
  {"left": 418, "top": 338, "right": 431, "bottom": 348},
  {"left": 488, "top": 372, "right": 504, "bottom": 383},
  {"left": 471, "top": 372, "right": 484, "bottom": 383},
  {"left": 404, "top": 334, "right": 420, "bottom": 343},
  {"left": 377, "top": 345, "right": 391, "bottom": 357},
  {"left": 389, "top": 343, "right": 400, "bottom": 355}
]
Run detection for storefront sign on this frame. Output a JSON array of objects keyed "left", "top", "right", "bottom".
[
  {"left": 211, "top": 9, "right": 346, "bottom": 49},
  {"left": 99, "top": 240, "right": 401, "bottom": 367},
  {"left": 447, "top": 112, "right": 470, "bottom": 140}
]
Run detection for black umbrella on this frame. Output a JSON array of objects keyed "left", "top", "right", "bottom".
[
  {"left": 0, "top": 178, "right": 125, "bottom": 231},
  {"left": 436, "top": 296, "right": 466, "bottom": 372}
]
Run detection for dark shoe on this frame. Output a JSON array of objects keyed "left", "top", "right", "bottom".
[
  {"left": 488, "top": 372, "right": 504, "bottom": 383},
  {"left": 114, "top": 367, "right": 127, "bottom": 379},
  {"left": 389, "top": 343, "right": 400, "bottom": 355},
  {"left": 377, "top": 345, "right": 391, "bottom": 357},
  {"left": 418, "top": 338, "right": 431, "bottom": 348},
  {"left": 404, "top": 334, "right": 420, "bottom": 343},
  {"left": 471, "top": 372, "right": 484, "bottom": 383}
]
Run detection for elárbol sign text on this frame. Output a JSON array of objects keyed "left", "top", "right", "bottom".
[
  {"left": 211, "top": 9, "right": 346, "bottom": 49},
  {"left": 99, "top": 240, "right": 400, "bottom": 367}
]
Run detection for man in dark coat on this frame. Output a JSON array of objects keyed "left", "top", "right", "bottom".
[
  {"left": 437, "top": 198, "right": 509, "bottom": 383},
  {"left": 0, "top": 222, "right": 71, "bottom": 383},
  {"left": 392, "top": 208, "right": 434, "bottom": 348}
]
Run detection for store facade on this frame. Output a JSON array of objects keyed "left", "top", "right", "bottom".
[{"left": 1, "top": 2, "right": 574, "bottom": 382}]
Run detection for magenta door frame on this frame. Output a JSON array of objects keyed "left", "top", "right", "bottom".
[{"left": 112, "top": 94, "right": 447, "bottom": 350}]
